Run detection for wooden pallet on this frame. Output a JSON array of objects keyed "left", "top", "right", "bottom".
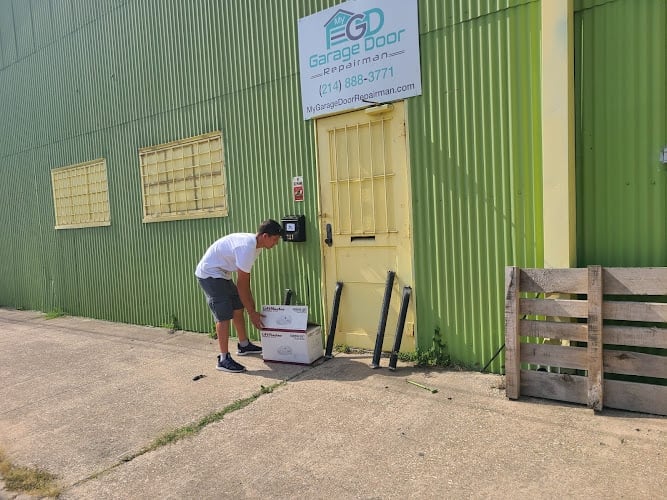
[{"left": 504, "top": 266, "right": 667, "bottom": 415}]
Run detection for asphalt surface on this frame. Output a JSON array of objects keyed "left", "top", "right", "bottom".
[{"left": 0, "top": 308, "right": 665, "bottom": 499}]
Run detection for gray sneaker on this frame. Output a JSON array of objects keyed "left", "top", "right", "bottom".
[{"left": 216, "top": 354, "right": 246, "bottom": 373}]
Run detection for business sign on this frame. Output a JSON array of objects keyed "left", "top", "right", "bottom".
[{"left": 298, "top": 0, "right": 421, "bottom": 120}]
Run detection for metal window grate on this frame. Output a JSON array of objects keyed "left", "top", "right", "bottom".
[
  {"left": 139, "top": 131, "right": 228, "bottom": 223},
  {"left": 328, "top": 118, "right": 396, "bottom": 236},
  {"left": 51, "top": 159, "right": 111, "bottom": 230}
]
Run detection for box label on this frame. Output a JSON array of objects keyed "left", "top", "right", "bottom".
[{"left": 261, "top": 305, "right": 309, "bottom": 331}]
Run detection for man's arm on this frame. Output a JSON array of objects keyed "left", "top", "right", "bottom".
[{"left": 236, "top": 270, "right": 263, "bottom": 329}]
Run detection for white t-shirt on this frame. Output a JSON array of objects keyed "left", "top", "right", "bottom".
[{"left": 195, "top": 233, "right": 262, "bottom": 280}]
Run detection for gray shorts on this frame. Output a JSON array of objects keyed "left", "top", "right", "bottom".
[{"left": 197, "top": 277, "right": 243, "bottom": 322}]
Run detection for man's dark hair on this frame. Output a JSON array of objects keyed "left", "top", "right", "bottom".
[{"left": 258, "top": 219, "right": 284, "bottom": 237}]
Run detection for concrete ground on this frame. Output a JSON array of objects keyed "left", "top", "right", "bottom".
[{"left": 0, "top": 307, "right": 665, "bottom": 500}]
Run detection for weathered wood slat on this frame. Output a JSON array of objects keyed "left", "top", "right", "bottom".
[
  {"left": 603, "top": 325, "right": 667, "bottom": 348},
  {"left": 603, "top": 268, "right": 667, "bottom": 295},
  {"left": 587, "top": 265, "right": 603, "bottom": 410},
  {"left": 518, "top": 322, "right": 667, "bottom": 347},
  {"left": 520, "top": 343, "right": 587, "bottom": 370},
  {"left": 504, "top": 267, "right": 521, "bottom": 399},
  {"left": 520, "top": 319, "right": 587, "bottom": 341},
  {"left": 519, "top": 268, "right": 587, "bottom": 294},
  {"left": 605, "top": 380, "right": 667, "bottom": 416},
  {"left": 604, "top": 350, "right": 667, "bottom": 379},
  {"left": 520, "top": 298, "right": 587, "bottom": 318},
  {"left": 520, "top": 370, "right": 587, "bottom": 404},
  {"left": 603, "top": 301, "right": 667, "bottom": 322}
]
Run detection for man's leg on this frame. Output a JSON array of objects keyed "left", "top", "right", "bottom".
[
  {"left": 198, "top": 278, "right": 246, "bottom": 372},
  {"left": 233, "top": 307, "right": 263, "bottom": 355},
  {"left": 216, "top": 319, "right": 231, "bottom": 354},
  {"left": 232, "top": 308, "right": 248, "bottom": 343},
  {"left": 215, "top": 318, "right": 245, "bottom": 372}
]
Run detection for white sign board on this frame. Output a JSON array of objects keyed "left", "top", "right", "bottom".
[{"left": 298, "top": 0, "right": 421, "bottom": 120}]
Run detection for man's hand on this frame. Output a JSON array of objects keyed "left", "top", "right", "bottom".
[{"left": 249, "top": 310, "right": 264, "bottom": 329}]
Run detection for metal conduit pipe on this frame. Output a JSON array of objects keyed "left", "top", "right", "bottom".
[
  {"left": 324, "top": 281, "right": 344, "bottom": 359},
  {"left": 371, "top": 270, "right": 396, "bottom": 369},
  {"left": 388, "top": 286, "right": 412, "bottom": 371}
]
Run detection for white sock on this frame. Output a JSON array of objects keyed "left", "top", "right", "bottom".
[{"left": 239, "top": 340, "right": 249, "bottom": 347}]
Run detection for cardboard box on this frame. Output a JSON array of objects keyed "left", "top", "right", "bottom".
[
  {"left": 261, "top": 305, "right": 309, "bottom": 331},
  {"left": 260, "top": 325, "right": 323, "bottom": 365},
  {"left": 260, "top": 305, "right": 323, "bottom": 365}
]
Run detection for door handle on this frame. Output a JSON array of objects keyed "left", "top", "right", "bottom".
[{"left": 325, "top": 223, "right": 333, "bottom": 247}]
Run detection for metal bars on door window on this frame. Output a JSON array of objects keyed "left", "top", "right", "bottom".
[{"left": 328, "top": 118, "right": 396, "bottom": 236}]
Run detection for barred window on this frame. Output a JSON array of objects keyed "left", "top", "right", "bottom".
[
  {"left": 139, "top": 131, "right": 228, "bottom": 223},
  {"left": 51, "top": 159, "right": 111, "bottom": 230}
]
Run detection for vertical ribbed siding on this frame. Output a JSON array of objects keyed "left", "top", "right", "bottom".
[
  {"left": 410, "top": 0, "right": 542, "bottom": 371},
  {"left": 1, "top": 0, "right": 544, "bottom": 367},
  {"left": 10, "top": 0, "right": 660, "bottom": 375},
  {"left": 0, "top": 0, "right": 325, "bottom": 334},
  {"left": 575, "top": 0, "right": 667, "bottom": 267}
]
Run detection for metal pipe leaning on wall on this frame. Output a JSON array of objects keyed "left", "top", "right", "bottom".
[
  {"left": 371, "top": 270, "right": 396, "bottom": 369},
  {"left": 388, "top": 286, "right": 412, "bottom": 371},
  {"left": 324, "top": 281, "right": 344, "bottom": 359}
]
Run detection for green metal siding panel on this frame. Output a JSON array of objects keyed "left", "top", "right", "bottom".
[
  {"left": 0, "top": 1, "right": 16, "bottom": 67},
  {"left": 0, "top": 150, "right": 43, "bottom": 309},
  {"left": 2, "top": 0, "right": 544, "bottom": 372},
  {"left": 0, "top": 0, "right": 323, "bottom": 334},
  {"left": 410, "top": 1, "right": 543, "bottom": 371},
  {"left": 575, "top": 0, "right": 667, "bottom": 266},
  {"left": 418, "top": 0, "right": 536, "bottom": 31}
]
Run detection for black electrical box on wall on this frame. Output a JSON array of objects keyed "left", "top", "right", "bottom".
[{"left": 281, "top": 215, "right": 306, "bottom": 242}]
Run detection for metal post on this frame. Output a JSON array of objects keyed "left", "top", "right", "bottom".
[
  {"left": 371, "top": 270, "right": 395, "bottom": 369},
  {"left": 324, "top": 282, "right": 344, "bottom": 359},
  {"left": 388, "top": 286, "right": 412, "bottom": 371},
  {"left": 482, "top": 343, "right": 505, "bottom": 373}
]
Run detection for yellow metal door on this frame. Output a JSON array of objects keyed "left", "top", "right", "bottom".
[{"left": 317, "top": 102, "right": 415, "bottom": 351}]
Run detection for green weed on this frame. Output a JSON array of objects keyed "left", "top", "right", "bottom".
[
  {"left": 160, "top": 314, "right": 181, "bottom": 333},
  {"left": 44, "top": 308, "right": 65, "bottom": 320},
  {"left": 334, "top": 343, "right": 352, "bottom": 354},
  {"left": 398, "top": 328, "right": 451, "bottom": 367},
  {"left": 120, "top": 382, "right": 283, "bottom": 461},
  {"left": 208, "top": 326, "right": 217, "bottom": 340}
]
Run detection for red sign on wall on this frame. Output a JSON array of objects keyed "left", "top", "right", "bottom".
[{"left": 293, "top": 176, "right": 304, "bottom": 202}]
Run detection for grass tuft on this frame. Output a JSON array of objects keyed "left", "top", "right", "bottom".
[
  {"left": 44, "top": 308, "right": 66, "bottom": 320},
  {"left": 0, "top": 450, "right": 61, "bottom": 497}
]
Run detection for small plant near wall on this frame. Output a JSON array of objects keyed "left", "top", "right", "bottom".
[
  {"left": 160, "top": 314, "right": 181, "bottom": 334},
  {"left": 334, "top": 343, "right": 352, "bottom": 354},
  {"left": 398, "top": 327, "right": 451, "bottom": 367},
  {"left": 44, "top": 308, "right": 65, "bottom": 320}
]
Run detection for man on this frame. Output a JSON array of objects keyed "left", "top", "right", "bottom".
[{"left": 195, "top": 219, "right": 284, "bottom": 373}]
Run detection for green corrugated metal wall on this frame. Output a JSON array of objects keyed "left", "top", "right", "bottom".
[
  {"left": 575, "top": 0, "right": 667, "bottom": 267},
  {"left": 7, "top": 1, "right": 658, "bottom": 373},
  {"left": 0, "top": 0, "right": 325, "bottom": 334},
  {"left": 0, "top": 0, "right": 544, "bottom": 369},
  {"left": 410, "top": 0, "right": 543, "bottom": 371}
]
